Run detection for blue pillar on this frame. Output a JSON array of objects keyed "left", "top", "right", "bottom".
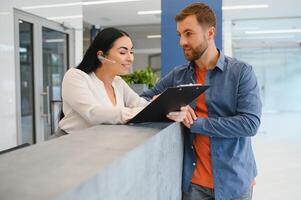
[{"left": 161, "top": 0, "right": 222, "bottom": 76}]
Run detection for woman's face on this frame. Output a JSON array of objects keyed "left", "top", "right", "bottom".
[{"left": 103, "top": 36, "right": 134, "bottom": 76}]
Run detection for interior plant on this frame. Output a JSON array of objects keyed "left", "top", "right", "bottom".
[{"left": 122, "top": 67, "right": 157, "bottom": 88}]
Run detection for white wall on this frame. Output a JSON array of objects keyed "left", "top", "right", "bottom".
[
  {"left": 0, "top": 6, "right": 16, "bottom": 151},
  {"left": 0, "top": 0, "right": 83, "bottom": 151},
  {"left": 132, "top": 54, "right": 149, "bottom": 70}
]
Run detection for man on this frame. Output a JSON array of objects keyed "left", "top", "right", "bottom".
[{"left": 141, "top": 2, "right": 262, "bottom": 200}]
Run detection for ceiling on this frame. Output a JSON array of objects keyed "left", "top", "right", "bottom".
[
  {"left": 83, "top": 0, "right": 301, "bottom": 26},
  {"left": 82, "top": 0, "right": 301, "bottom": 51},
  {"left": 83, "top": 0, "right": 160, "bottom": 27},
  {"left": 232, "top": 17, "right": 301, "bottom": 48}
]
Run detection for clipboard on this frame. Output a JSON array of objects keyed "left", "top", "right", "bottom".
[{"left": 127, "top": 84, "right": 210, "bottom": 124}]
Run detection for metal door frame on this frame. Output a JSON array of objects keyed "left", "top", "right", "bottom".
[{"left": 14, "top": 8, "right": 75, "bottom": 144}]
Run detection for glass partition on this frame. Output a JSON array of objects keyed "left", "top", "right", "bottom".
[{"left": 232, "top": 18, "right": 301, "bottom": 112}]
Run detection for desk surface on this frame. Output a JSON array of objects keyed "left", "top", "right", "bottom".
[{"left": 0, "top": 123, "right": 171, "bottom": 200}]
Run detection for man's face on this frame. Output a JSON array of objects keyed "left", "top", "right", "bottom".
[{"left": 177, "top": 15, "right": 209, "bottom": 61}]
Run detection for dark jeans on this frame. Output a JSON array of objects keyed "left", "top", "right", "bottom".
[{"left": 183, "top": 183, "right": 253, "bottom": 200}]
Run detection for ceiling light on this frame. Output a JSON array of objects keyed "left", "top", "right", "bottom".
[
  {"left": 147, "top": 35, "right": 161, "bottom": 39},
  {"left": 45, "top": 39, "right": 65, "bottom": 43},
  {"left": 245, "top": 29, "right": 301, "bottom": 34},
  {"left": 22, "top": 2, "right": 82, "bottom": 10},
  {"left": 222, "top": 4, "right": 269, "bottom": 10},
  {"left": 233, "top": 26, "right": 259, "bottom": 31},
  {"left": 83, "top": 0, "right": 142, "bottom": 6},
  {"left": 22, "top": 0, "right": 142, "bottom": 10},
  {"left": 19, "top": 47, "right": 27, "bottom": 53},
  {"left": 233, "top": 35, "right": 294, "bottom": 40},
  {"left": 47, "top": 15, "right": 83, "bottom": 20},
  {"left": 138, "top": 10, "right": 161, "bottom": 15}
]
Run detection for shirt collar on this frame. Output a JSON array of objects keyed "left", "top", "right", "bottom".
[
  {"left": 188, "top": 48, "right": 225, "bottom": 72},
  {"left": 187, "top": 61, "right": 195, "bottom": 71},
  {"left": 215, "top": 48, "right": 225, "bottom": 71}
]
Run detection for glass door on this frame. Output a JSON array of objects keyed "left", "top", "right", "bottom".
[
  {"left": 14, "top": 9, "right": 75, "bottom": 144},
  {"left": 42, "top": 28, "right": 68, "bottom": 139},
  {"left": 18, "top": 20, "right": 35, "bottom": 144}
]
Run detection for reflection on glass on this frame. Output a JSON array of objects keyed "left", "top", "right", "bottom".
[
  {"left": 42, "top": 27, "right": 68, "bottom": 138},
  {"left": 19, "top": 21, "right": 35, "bottom": 144}
]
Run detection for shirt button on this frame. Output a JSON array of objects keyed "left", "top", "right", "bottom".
[
  {"left": 191, "top": 145, "right": 194, "bottom": 150},
  {"left": 193, "top": 162, "right": 196, "bottom": 166}
]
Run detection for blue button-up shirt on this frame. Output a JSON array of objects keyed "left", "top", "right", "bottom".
[{"left": 141, "top": 50, "right": 262, "bottom": 200}]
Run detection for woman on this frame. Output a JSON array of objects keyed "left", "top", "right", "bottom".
[
  {"left": 58, "top": 27, "right": 150, "bottom": 133},
  {"left": 58, "top": 27, "right": 191, "bottom": 134}
]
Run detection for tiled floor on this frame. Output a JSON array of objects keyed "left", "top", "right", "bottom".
[{"left": 252, "top": 112, "right": 301, "bottom": 199}]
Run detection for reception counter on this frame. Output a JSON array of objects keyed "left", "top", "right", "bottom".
[{"left": 0, "top": 123, "right": 184, "bottom": 200}]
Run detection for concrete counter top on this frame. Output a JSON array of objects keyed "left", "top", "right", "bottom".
[{"left": 0, "top": 123, "right": 183, "bottom": 200}]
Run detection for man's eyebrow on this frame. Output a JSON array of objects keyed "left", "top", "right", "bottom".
[
  {"left": 183, "top": 28, "right": 193, "bottom": 33},
  {"left": 177, "top": 29, "right": 193, "bottom": 35}
]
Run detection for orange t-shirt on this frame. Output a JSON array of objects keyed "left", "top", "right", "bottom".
[{"left": 191, "top": 66, "right": 214, "bottom": 188}]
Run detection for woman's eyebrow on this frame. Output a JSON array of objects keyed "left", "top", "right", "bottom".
[{"left": 118, "top": 46, "right": 134, "bottom": 50}]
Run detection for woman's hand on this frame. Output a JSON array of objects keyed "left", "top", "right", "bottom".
[
  {"left": 166, "top": 105, "right": 197, "bottom": 128},
  {"left": 121, "top": 107, "right": 144, "bottom": 123}
]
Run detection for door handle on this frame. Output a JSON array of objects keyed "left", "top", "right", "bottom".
[{"left": 40, "top": 86, "right": 51, "bottom": 124}]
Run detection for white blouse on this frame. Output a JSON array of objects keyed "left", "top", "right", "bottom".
[{"left": 59, "top": 68, "right": 149, "bottom": 133}]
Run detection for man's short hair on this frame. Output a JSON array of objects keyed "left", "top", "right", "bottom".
[{"left": 175, "top": 2, "right": 216, "bottom": 28}]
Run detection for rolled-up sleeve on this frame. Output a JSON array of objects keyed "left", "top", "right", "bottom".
[{"left": 191, "top": 64, "right": 262, "bottom": 138}]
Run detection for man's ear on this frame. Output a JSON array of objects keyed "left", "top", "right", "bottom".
[{"left": 208, "top": 26, "right": 216, "bottom": 39}]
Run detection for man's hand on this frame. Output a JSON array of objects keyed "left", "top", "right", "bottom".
[
  {"left": 151, "top": 94, "right": 160, "bottom": 101},
  {"left": 166, "top": 105, "right": 197, "bottom": 128}
]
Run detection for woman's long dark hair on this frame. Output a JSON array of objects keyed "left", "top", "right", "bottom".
[{"left": 77, "top": 27, "right": 129, "bottom": 74}]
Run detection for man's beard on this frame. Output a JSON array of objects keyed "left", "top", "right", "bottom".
[{"left": 183, "top": 43, "right": 208, "bottom": 61}]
